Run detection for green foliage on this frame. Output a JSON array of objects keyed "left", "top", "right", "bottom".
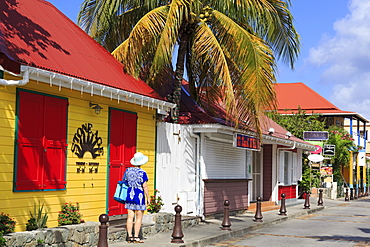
[
  {"left": 0, "top": 233, "right": 6, "bottom": 247},
  {"left": 326, "top": 126, "right": 358, "bottom": 182},
  {"left": 147, "top": 190, "right": 164, "bottom": 214},
  {"left": 267, "top": 108, "right": 325, "bottom": 139},
  {"left": 0, "top": 213, "right": 16, "bottom": 234},
  {"left": 26, "top": 202, "right": 50, "bottom": 231},
  {"left": 58, "top": 202, "right": 83, "bottom": 226}
]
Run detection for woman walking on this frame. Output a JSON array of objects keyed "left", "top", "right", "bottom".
[{"left": 123, "top": 152, "right": 149, "bottom": 243}]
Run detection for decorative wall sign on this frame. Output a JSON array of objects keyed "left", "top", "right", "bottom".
[{"left": 71, "top": 123, "right": 104, "bottom": 158}]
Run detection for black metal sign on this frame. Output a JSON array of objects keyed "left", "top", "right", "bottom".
[
  {"left": 323, "top": 144, "right": 335, "bottom": 156},
  {"left": 71, "top": 123, "right": 104, "bottom": 158}
]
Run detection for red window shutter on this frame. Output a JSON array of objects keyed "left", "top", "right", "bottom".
[
  {"left": 15, "top": 91, "right": 67, "bottom": 191},
  {"left": 16, "top": 91, "right": 44, "bottom": 191},
  {"left": 43, "top": 96, "right": 68, "bottom": 190}
]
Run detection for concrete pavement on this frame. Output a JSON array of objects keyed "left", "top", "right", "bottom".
[{"left": 109, "top": 197, "right": 346, "bottom": 247}]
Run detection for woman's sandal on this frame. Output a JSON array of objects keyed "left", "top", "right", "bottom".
[
  {"left": 133, "top": 237, "right": 144, "bottom": 243},
  {"left": 127, "top": 237, "right": 134, "bottom": 243}
]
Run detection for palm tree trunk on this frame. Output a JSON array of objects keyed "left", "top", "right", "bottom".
[{"left": 168, "top": 28, "right": 190, "bottom": 123}]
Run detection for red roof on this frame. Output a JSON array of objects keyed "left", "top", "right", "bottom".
[
  {"left": 274, "top": 82, "right": 364, "bottom": 117},
  {"left": 0, "top": 0, "right": 161, "bottom": 99}
]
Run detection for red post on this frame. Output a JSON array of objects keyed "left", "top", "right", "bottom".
[
  {"left": 97, "top": 214, "right": 109, "bottom": 247},
  {"left": 221, "top": 200, "right": 231, "bottom": 230},
  {"left": 303, "top": 191, "right": 310, "bottom": 209},
  {"left": 254, "top": 196, "right": 263, "bottom": 222},
  {"left": 171, "top": 205, "right": 184, "bottom": 243},
  {"left": 279, "top": 193, "right": 287, "bottom": 216}
]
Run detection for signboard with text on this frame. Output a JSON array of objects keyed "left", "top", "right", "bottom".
[
  {"left": 234, "top": 134, "right": 260, "bottom": 151},
  {"left": 303, "top": 131, "right": 329, "bottom": 141}
]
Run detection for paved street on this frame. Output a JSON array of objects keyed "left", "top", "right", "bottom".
[{"left": 205, "top": 198, "right": 370, "bottom": 247}]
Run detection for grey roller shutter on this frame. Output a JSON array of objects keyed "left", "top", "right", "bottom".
[{"left": 204, "top": 139, "right": 246, "bottom": 179}]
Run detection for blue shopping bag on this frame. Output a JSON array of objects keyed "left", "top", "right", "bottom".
[{"left": 113, "top": 181, "right": 128, "bottom": 203}]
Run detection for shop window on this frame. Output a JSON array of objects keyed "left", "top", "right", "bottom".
[
  {"left": 279, "top": 151, "right": 293, "bottom": 185},
  {"left": 14, "top": 90, "right": 68, "bottom": 191}
]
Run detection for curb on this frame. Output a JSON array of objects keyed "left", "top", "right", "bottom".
[{"left": 179, "top": 206, "right": 326, "bottom": 247}]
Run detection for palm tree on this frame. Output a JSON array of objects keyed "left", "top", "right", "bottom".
[{"left": 78, "top": 0, "right": 300, "bottom": 136}]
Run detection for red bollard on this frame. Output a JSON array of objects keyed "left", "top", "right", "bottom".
[
  {"left": 171, "top": 205, "right": 184, "bottom": 243},
  {"left": 279, "top": 193, "right": 287, "bottom": 216},
  {"left": 221, "top": 200, "right": 231, "bottom": 230},
  {"left": 317, "top": 189, "right": 324, "bottom": 206},
  {"left": 303, "top": 191, "right": 310, "bottom": 209},
  {"left": 97, "top": 214, "right": 109, "bottom": 247},
  {"left": 254, "top": 196, "right": 263, "bottom": 222}
]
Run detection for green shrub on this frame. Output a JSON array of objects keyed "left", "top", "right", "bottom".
[
  {"left": 26, "top": 202, "right": 50, "bottom": 231},
  {"left": 0, "top": 213, "right": 16, "bottom": 234},
  {"left": 58, "top": 202, "right": 83, "bottom": 226},
  {"left": 0, "top": 233, "right": 6, "bottom": 247},
  {"left": 147, "top": 190, "right": 164, "bottom": 214}
]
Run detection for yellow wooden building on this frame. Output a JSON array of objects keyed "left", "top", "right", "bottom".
[{"left": 0, "top": 0, "right": 174, "bottom": 231}]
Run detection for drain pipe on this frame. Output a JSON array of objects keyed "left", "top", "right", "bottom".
[
  {"left": 188, "top": 127, "right": 203, "bottom": 218},
  {"left": 0, "top": 68, "right": 29, "bottom": 86}
]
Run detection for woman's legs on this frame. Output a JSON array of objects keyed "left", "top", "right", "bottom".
[
  {"left": 134, "top": 210, "right": 144, "bottom": 238},
  {"left": 126, "top": 209, "right": 135, "bottom": 238}
]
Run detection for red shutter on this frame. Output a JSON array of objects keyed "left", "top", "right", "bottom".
[
  {"left": 16, "top": 91, "right": 44, "bottom": 190},
  {"left": 15, "top": 91, "right": 67, "bottom": 191},
  {"left": 43, "top": 96, "right": 67, "bottom": 190}
]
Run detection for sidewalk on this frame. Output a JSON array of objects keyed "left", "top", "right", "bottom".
[{"left": 109, "top": 198, "right": 345, "bottom": 247}]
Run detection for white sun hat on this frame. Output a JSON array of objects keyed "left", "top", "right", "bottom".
[{"left": 130, "top": 152, "right": 149, "bottom": 166}]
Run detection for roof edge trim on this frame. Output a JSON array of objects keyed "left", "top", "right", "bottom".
[{"left": 23, "top": 66, "right": 176, "bottom": 112}]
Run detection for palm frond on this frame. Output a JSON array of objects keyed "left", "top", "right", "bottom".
[
  {"left": 191, "top": 21, "right": 236, "bottom": 119},
  {"left": 149, "top": 0, "right": 192, "bottom": 80},
  {"left": 112, "top": 6, "right": 169, "bottom": 79}
]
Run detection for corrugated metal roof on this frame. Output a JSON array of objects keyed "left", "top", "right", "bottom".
[
  {"left": 274, "top": 82, "right": 368, "bottom": 122},
  {"left": 0, "top": 0, "right": 161, "bottom": 99}
]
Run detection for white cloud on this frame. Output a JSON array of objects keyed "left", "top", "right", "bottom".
[{"left": 308, "top": 0, "right": 370, "bottom": 119}]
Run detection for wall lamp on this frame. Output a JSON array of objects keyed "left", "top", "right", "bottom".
[{"left": 89, "top": 102, "right": 103, "bottom": 115}]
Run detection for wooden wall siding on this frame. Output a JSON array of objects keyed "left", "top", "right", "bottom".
[
  {"left": 278, "top": 185, "right": 297, "bottom": 200},
  {"left": 0, "top": 75, "right": 157, "bottom": 231},
  {"left": 203, "top": 180, "right": 248, "bottom": 215},
  {"left": 262, "top": 144, "right": 273, "bottom": 201}
]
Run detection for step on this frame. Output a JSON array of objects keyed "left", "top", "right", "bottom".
[{"left": 248, "top": 201, "right": 280, "bottom": 212}]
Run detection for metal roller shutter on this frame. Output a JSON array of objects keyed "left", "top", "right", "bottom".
[{"left": 204, "top": 139, "right": 246, "bottom": 179}]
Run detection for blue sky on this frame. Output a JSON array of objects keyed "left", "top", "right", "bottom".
[{"left": 48, "top": 0, "right": 370, "bottom": 119}]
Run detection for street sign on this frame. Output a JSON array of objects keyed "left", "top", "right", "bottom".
[
  {"left": 303, "top": 131, "right": 329, "bottom": 141},
  {"left": 323, "top": 144, "right": 335, "bottom": 156}
]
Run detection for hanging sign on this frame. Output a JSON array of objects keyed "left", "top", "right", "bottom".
[
  {"left": 303, "top": 131, "right": 329, "bottom": 141},
  {"left": 323, "top": 144, "right": 335, "bottom": 156},
  {"left": 234, "top": 134, "right": 260, "bottom": 151},
  {"left": 358, "top": 152, "right": 366, "bottom": 166}
]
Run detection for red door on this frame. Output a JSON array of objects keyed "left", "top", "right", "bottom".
[{"left": 108, "top": 109, "right": 137, "bottom": 216}]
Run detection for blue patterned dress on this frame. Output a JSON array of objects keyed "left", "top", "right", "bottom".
[{"left": 123, "top": 167, "right": 148, "bottom": 210}]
